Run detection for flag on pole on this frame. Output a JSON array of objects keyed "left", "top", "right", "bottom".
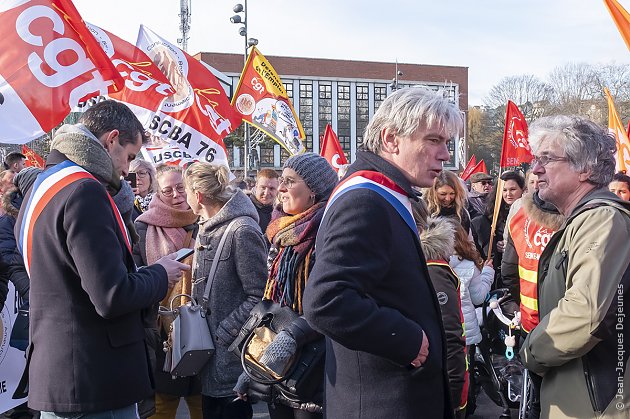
[
  {"left": 320, "top": 124, "right": 348, "bottom": 172},
  {"left": 500, "top": 101, "right": 532, "bottom": 168},
  {"left": 460, "top": 155, "right": 477, "bottom": 179},
  {"left": 0, "top": 0, "right": 124, "bottom": 144},
  {"left": 136, "top": 25, "right": 241, "bottom": 167},
  {"left": 75, "top": 23, "right": 175, "bottom": 126},
  {"left": 463, "top": 160, "right": 487, "bottom": 181},
  {"left": 605, "top": 88, "right": 630, "bottom": 173},
  {"left": 604, "top": 0, "right": 630, "bottom": 51},
  {"left": 232, "top": 47, "right": 305, "bottom": 155},
  {"left": 21, "top": 145, "right": 45, "bottom": 168}
]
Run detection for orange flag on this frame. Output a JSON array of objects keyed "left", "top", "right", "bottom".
[
  {"left": 460, "top": 155, "right": 477, "bottom": 179},
  {"left": 604, "top": 0, "right": 630, "bottom": 51},
  {"left": 605, "top": 88, "right": 630, "bottom": 173},
  {"left": 320, "top": 124, "right": 348, "bottom": 172},
  {"left": 21, "top": 145, "right": 45, "bottom": 168},
  {"left": 500, "top": 101, "right": 533, "bottom": 168}
]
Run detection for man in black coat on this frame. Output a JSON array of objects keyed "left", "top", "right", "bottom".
[
  {"left": 303, "top": 87, "right": 463, "bottom": 419},
  {"left": 14, "top": 101, "right": 189, "bottom": 419}
]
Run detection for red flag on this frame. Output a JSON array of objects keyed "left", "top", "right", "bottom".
[
  {"left": 459, "top": 155, "right": 477, "bottom": 179},
  {"left": 21, "top": 145, "right": 45, "bottom": 168},
  {"left": 232, "top": 47, "right": 305, "bottom": 155},
  {"left": 464, "top": 160, "right": 488, "bottom": 181},
  {"left": 136, "top": 26, "right": 241, "bottom": 167},
  {"left": 500, "top": 101, "right": 533, "bottom": 168},
  {"left": 0, "top": 0, "right": 124, "bottom": 144},
  {"left": 75, "top": 23, "right": 175, "bottom": 127},
  {"left": 320, "top": 124, "right": 348, "bottom": 172}
]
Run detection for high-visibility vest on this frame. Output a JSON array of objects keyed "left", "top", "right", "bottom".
[{"left": 508, "top": 207, "right": 554, "bottom": 332}]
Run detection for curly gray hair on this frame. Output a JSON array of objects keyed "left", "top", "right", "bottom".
[
  {"left": 528, "top": 115, "right": 616, "bottom": 188},
  {"left": 362, "top": 86, "right": 463, "bottom": 154}
]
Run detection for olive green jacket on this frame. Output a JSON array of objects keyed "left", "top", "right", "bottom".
[{"left": 521, "top": 188, "right": 630, "bottom": 419}]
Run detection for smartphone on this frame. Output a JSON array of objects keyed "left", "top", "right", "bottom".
[
  {"left": 174, "top": 248, "right": 194, "bottom": 262},
  {"left": 125, "top": 172, "right": 137, "bottom": 188}
]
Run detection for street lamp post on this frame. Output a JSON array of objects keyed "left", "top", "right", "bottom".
[
  {"left": 390, "top": 59, "right": 403, "bottom": 92},
  {"left": 230, "top": 1, "right": 258, "bottom": 177}
]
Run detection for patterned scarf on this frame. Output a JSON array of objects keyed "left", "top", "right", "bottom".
[
  {"left": 135, "top": 192, "right": 154, "bottom": 213},
  {"left": 264, "top": 202, "right": 326, "bottom": 314}
]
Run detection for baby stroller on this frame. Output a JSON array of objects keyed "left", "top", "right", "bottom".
[{"left": 469, "top": 288, "right": 531, "bottom": 419}]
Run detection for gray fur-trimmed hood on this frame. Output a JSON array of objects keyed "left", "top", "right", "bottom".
[{"left": 420, "top": 216, "right": 456, "bottom": 261}]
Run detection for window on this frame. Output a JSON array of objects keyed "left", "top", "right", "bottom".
[
  {"left": 299, "top": 81, "right": 313, "bottom": 151},
  {"left": 337, "top": 83, "right": 351, "bottom": 153},
  {"left": 318, "top": 81, "right": 332, "bottom": 134},
  {"left": 374, "top": 84, "right": 387, "bottom": 112},
  {"left": 356, "top": 83, "right": 369, "bottom": 146}
]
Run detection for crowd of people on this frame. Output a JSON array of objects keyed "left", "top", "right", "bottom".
[{"left": 0, "top": 88, "right": 628, "bottom": 419}]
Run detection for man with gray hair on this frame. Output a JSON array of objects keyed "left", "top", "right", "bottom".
[
  {"left": 520, "top": 115, "right": 630, "bottom": 419},
  {"left": 303, "top": 87, "right": 462, "bottom": 418}
]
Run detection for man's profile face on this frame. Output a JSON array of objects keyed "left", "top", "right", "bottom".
[
  {"left": 255, "top": 176, "right": 279, "bottom": 205},
  {"left": 471, "top": 180, "right": 492, "bottom": 194},
  {"left": 12, "top": 159, "right": 25, "bottom": 173},
  {"left": 104, "top": 131, "right": 142, "bottom": 178}
]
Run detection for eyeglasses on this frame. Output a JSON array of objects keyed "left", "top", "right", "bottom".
[
  {"left": 278, "top": 176, "right": 304, "bottom": 189},
  {"left": 160, "top": 184, "right": 185, "bottom": 197},
  {"left": 478, "top": 180, "right": 493, "bottom": 186},
  {"left": 532, "top": 154, "right": 568, "bottom": 167},
  {"left": 135, "top": 170, "right": 149, "bottom": 178}
]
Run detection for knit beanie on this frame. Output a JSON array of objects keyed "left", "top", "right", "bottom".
[
  {"left": 283, "top": 152, "right": 338, "bottom": 202},
  {"left": 13, "top": 167, "right": 42, "bottom": 196}
]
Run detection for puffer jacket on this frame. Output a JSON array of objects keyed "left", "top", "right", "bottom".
[
  {"left": 449, "top": 257, "right": 493, "bottom": 345},
  {"left": 192, "top": 188, "right": 267, "bottom": 397},
  {"left": 521, "top": 189, "right": 630, "bottom": 419}
]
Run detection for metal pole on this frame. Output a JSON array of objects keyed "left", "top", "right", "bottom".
[{"left": 242, "top": 0, "right": 249, "bottom": 178}]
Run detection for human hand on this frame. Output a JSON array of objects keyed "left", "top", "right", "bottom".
[
  {"left": 411, "top": 331, "right": 430, "bottom": 368},
  {"left": 233, "top": 372, "right": 250, "bottom": 401},
  {"left": 155, "top": 253, "right": 191, "bottom": 287},
  {"left": 497, "top": 240, "right": 505, "bottom": 253},
  {"left": 259, "top": 330, "right": 297, "bottom": 375},
  {"left": 484, "top": 259, "right": 494, "bottom": 268}
]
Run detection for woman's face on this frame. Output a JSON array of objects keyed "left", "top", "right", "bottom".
[
  {"left": 135, "top": 168, "right": 151, "bottom": 197},
  {"left": 436, "top": 185, "right": 456, "bottom": 208},
  {"left": 278, "top": 168, "right": 313, "bottom": 215},
  {"left": 158, "top": 171, "right": 189, "bottom": 210},
  {"left": 502, "top": 179, "right": 524, "bottom": 205},
  {"left": 609, "top": 181, "right": 630, "bottom": 201}
]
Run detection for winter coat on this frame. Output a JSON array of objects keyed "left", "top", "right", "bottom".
[
  {"left": 249, "top": 194, "right": 273, "bottom": 237},
  {"left": 449, "top": 256, "right": 493, "bottom": 345},
  {"left": 15, "top": 150, "right": 168, "bottom": 412},
  {"left": 191, "top": 189, "right": 267, "bottom": 397},
  {"left": 303, "top": 151, "right": 453, "bottom": 419},
  {"left": 466, "top": 190, "right": 487, "bottom": 220},
  {"left": 520, "top": 189, "right": 630, "bottom": 419},
  {"left": 0, "top": 189, "right": 26, "bottom": 309}
]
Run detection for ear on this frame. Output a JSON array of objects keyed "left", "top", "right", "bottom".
[
  {"left": 578, "top": 168, "right": 592, "bottom": 182},
  {"left": 380, "top": 127, "right": 399, "bottom": 154},
  {"left": 195, "top": 190, "right": 204, "bottom": 206},
  {"left": 101, "top": 130, "right": 120, "bottom": 152}
]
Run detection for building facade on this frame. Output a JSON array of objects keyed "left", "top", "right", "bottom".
[{"left": 195, "top": 52, "right": 468, "bottom": 171}]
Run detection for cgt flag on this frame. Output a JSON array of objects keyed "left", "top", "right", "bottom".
[
  {"left": 320, "top": 124, "right": 348, "bottom": 172},
  {"left": 21, "top": 145, "right": 44, "bottom": 168},
  {"left": 232, "top": 47, "right": 305, "bottom": 155},
  {"left": 605, "top": 88, "right": 630, "bottom": 173},
  {"left": 76, "top": 23, "right": 175, "bottom": 127},
  {"left": 604, "top": 0, "right": 630, "bottom": 51},
  {"left": 136, "top": 25, "right": 241, "bottom": 167},
  {"left": 500, "top": 101, "right": 532, "bottom": 168},
  {"left": 460, "top": 155, "right": 477, "bottom": 180},
  {"left": 0, "top": 0, "right": 123, "bottom": 144}
]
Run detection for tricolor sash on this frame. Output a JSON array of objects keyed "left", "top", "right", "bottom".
[
  {"left": 324, "top": 170, "right": 418, "bottom": 235},
  {"left": 18, "top": 160, "right": 132, "bottom": 276}
]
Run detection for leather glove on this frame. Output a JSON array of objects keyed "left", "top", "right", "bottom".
[
  {"left": 259, "top": 330, "right": 297, "bottom": 375},
  {"left": 233, "top": 372, "right": 250, "bottom": 396}
]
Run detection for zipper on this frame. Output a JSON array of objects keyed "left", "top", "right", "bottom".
[
  {"left": 554, "top": 250, "right": 568, "bottom": 270},
  {"left": 582, "top": 356, "right": 602, "bottom": 415}
]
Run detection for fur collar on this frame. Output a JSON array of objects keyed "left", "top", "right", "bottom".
[
  {"left": 522, "top": 192, "right": 565, "bottom": 231},
  {"left": 420, "top": 217, "right": 456, "bottom": 261}
]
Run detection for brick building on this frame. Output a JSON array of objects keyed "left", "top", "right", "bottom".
[{"left": 195, "top": 52, "right": 468, "bottom": 171}]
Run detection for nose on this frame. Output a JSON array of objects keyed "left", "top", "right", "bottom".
[
  {"left": 278, "top": 183, "right": 288, "bottom": 193},
  {"left": 437, "top": 143, "right": 450, "bottom": 162},
  {"left": 531, "top": 160, "right": 545, "bottom": 175}
]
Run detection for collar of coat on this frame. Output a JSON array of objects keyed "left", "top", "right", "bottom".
[
  {"left": 347, "top": 151, "right": 419, "bottom": 201},
  {"left": 565, "top": 187, "right": 630, "bottom": 226}
]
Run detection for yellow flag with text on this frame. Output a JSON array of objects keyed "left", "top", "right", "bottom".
[
  {"left": 605, "top": 88, "right": 630, "bottom": 173},
  {"left": 232, "top": 47, "right": 305, "bottom": 155}
]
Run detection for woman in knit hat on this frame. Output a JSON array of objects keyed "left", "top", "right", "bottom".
[{"left": 234, "top": 152, "right": 338, "bottom": 419}]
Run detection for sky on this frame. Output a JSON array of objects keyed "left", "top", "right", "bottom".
[{"left": 74, "top": 0, "right": 630, "bottom": 106}]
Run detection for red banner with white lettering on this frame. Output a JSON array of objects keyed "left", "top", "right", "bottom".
[
  {"left": 320, "top": 124, "right": 348, "bottom": 172},
  {"left": 232, "top": 46, "right": 305, "bottom": 155},
  {"left": 75, "top": 23, "right": 175, "bottom": 126},
  {"left": 459, "top": 155, "right": 477, "bottom": 179},
  {"left": 22, "top": 145, "right": 45, "bottom": 168},
  {"left": 136, "top": 25, "right": 241, "bottom": 167},
  {"left": 0, "top": 0, "right": 123, "bottom": 144},
  {"left": 500, "top": 101, "right": 532, "bottom": 168}
]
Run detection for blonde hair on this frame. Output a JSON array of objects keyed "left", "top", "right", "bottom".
[
  {"left": 424, "top": 170, "right": 467, "bottom": 222},
  {"left": 183, "top": 162, "right": 233, "bottom": 205}
]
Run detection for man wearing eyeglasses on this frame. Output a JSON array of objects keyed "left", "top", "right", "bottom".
[
  {"left": 467, "top": 172, "right": 493, "bottom": 219},
  {"left": 519, "top": 115, "right": 630, "bottom": 419}
]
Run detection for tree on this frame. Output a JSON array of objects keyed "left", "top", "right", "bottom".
[{"left": 484, "top": 74, "right": 553, "bottom": 121}]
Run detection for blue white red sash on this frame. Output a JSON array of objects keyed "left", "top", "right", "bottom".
[
  {"left": 324, "top": 170, "right": 418, "bottom": 235},
  {"left": 18, "top": 160, "right": 131, "bottom": 276}
]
